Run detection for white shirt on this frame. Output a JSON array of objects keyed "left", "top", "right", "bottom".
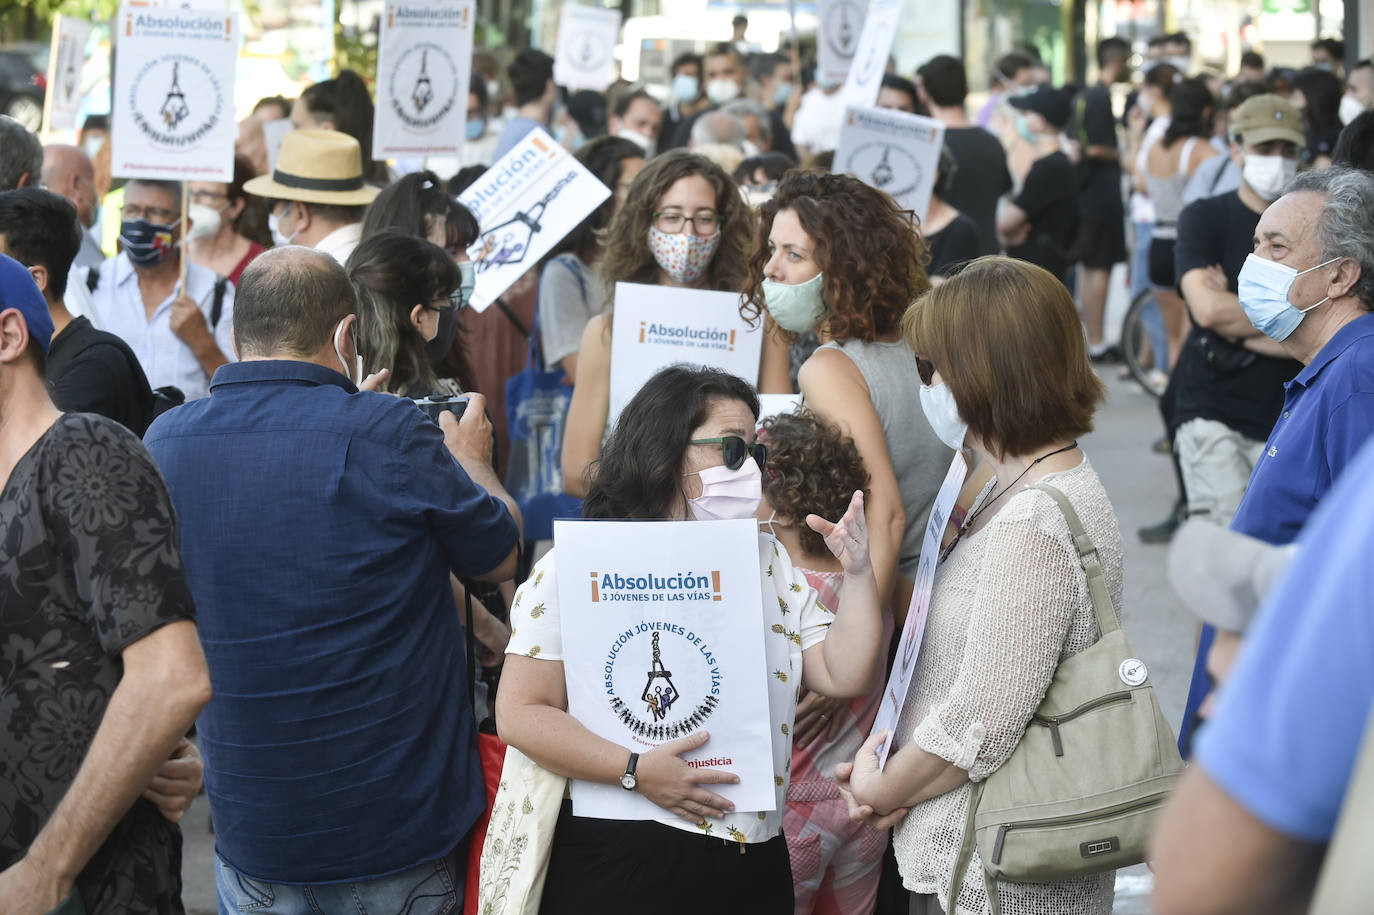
[
  {"left": 506, "top": 533, "right": 835, "bottom": 844},
  {"left": 790, "top": 87, "right": 849, "bottom": 154},
  {"left": 78, "top": 253, "right": 236, "bottom": 401},
  {"left": 315, "top": 222, "right": 362, "bottom": 265}
]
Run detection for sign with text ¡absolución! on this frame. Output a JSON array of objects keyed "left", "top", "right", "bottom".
[
  {"left": 870, "top": 452, "right": 967, "bottom": 769},
  {"left": 608, "top": 283, "right": 767, "bottom": 430},
  {"left": 840, "top": 0, "right": 902, "bottom": 110},
  {"left": 555, "top": 518, "right": 775, "bottom": 820},
  {"left": 373, "top": 0, "right": 475, "bottom": 159},
  {"left": 458, "top": 128, "right": 610, "bottom": 313},
  {"left": 44, "top": 15, "right": 91, "bottom": 133},
  {"left": 833, "top": 105, "right": 946, "bottom": 223},
  {"left": 552, "top": 5, "right": 622, "bottom": 92},
  {"left": 816, "top": 0, "right": 866, "bottom": 87},
  {"left": 111, "top": 4, "right": 237, "bottom": 182}
]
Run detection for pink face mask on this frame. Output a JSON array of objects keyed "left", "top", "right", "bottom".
[
  {"left": 648, "top": 226, "right": 721, "bottom": 284},
  {"left": 686, "top": 461, "right": 762, "bottom": 521}
]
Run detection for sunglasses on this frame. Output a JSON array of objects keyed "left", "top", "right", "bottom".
[
  {"left": 422, "top": 290, "right": 463, "bottom": 312},
  {"left": 690, "top": 436, "right": 767, "bottom": 472},
  {"left": 915, "top": 353, "right": 936, "bottom": 387}
]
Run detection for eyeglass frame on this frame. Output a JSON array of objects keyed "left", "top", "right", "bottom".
[
  {"left": 120, "top": 204, "right": 181, "bottom": 224},
  {"left": 915, "top": 353, "right": 936, "bottom": 387},
  {"left": 652, "top": 210, "right": 722, "bottom": 236},
  {"left": 689, "top": 435, "right": 767, "bottom": 472},
  {"left": 420, "top": 289, "right": 464, "bottom": 312}
]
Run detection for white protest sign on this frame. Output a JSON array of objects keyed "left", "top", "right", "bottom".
[
  {"left": 555, "top": 518, "right": 775, "bottom": 820},
  {"left": 44, "top": 15, "right": 91, "bottom": 133},
  {"left": 816, "top": 0, "right": 865, "bottom": 87},
  {"left": 111, "top": 3, "right": 237, "bottom": 182},
  {"left": 758, "top": 393, "right": 802, "bottom": 422},
  {"left": 552, "top": 5, "right": 622, "bottom": 92},
  {"left": 373, "top": 0, "right": 475, "bottom": 159},
  {"left": 608, "top": 283, "right": 766, "bottom": 428},
  {"left": 872, "top": 452, "right": 967, "bottom": 769},
  {"left": 261, "top": 117, "right": 292, "bottom": 172},
  {"left": 834, "top": 105, "right": 945, "bottom": 223},
  {"left": 840, "top": 0, "right": 902, "bottom": 109},
  {"left": 458, "top": 128, "right": 610, "bottom": 312}
]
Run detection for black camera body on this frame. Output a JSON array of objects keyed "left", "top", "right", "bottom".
[{"left": 412, "top": 393, "right": 470, "bottom": 424}]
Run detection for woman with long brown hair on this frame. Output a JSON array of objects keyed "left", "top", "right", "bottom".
[{"left": 560, "top": 149, "right": 792, "bottom": 497}]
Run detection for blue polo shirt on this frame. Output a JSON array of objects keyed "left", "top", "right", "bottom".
[
  {"left": 144, "top": 360, "right": 519, "bottom": 884},
  {"left": 1197, "top": 436, "right": 1374, "bottom": 841},
  {"left": 1232, "top": 313, "right": 1374, "bottom": 545}
]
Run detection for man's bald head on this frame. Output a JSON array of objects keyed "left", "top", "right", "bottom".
[
  {"left": 41, "top": 145, "right": 96, "bottom": 227},
  {"left": 233, "top": 246, "right": 358, "bottom": 358}
]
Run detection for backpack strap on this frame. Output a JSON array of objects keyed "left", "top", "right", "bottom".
[
  {"left": 947, "top": 778, "right": 982, "bottom": 913},
  {"left": 209, "top": 276, "right": 228, "bottom": 330},
  {"left": 1030, "top": 482, "right": 1121, "bottom": 638},
  {"left": 494, "top": 297, "right": 530, "bottom": 338}
]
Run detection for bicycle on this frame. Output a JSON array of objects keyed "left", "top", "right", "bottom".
[{"left": 1120, "top": 287, "right": 1168, "bottom": 398}]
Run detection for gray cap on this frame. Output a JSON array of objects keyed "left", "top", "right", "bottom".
[{"left": 1167, "top": 520, "right": 1299, "bottom": 633}]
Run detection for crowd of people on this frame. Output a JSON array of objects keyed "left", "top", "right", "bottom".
[{"left": 1, "top": 16, "right": 1373, "bottom": 915}]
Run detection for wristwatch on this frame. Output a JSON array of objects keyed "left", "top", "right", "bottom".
[{"left": 620, "top": 752, "right": 639, "bottom": 791}]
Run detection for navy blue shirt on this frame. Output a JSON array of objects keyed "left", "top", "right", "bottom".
[
  {"left": 1232, "top": 313, "right": 1374, "bottom": 545},
  {"left": 144, "top": 360, "right": 519, "bottom": 884}
]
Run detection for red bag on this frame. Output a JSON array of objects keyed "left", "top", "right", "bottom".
[{"left": 466, "top": 729, "right": 507, "bottom": 913}]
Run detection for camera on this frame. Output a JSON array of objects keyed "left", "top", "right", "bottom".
[{"left": 412, "top": 393, "right": 470, "bottom": 424}]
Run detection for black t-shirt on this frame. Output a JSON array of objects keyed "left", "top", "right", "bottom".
[
  {"left": 0, "top": 413, "right": 196, "bottom": 912},
  {"left": 942, "top": 126, "right": 1012, "bottom": 257},
  {"left": 1007, "top": 151, "right": 1081, "bottom": 279},
  {"left": 1171, "top": 190, "right": 1301, "bottom": 440},
  {"left": 925, "top": 212, "right": 983, "bottom": 277},
  {"left": 46, "top": 317, "right": 156, "bottom": 436}
]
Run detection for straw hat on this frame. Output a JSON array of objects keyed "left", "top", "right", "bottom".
[{"left": 243, "top": 129, "right": 380, "bottom": 206}]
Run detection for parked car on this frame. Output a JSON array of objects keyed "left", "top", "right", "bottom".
[{"left": 0, "top": 43, "right": 49, "bottom": 131}]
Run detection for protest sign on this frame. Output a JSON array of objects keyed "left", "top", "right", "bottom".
[
  {"left": 43, "top": 15, "right": 91, "bottom": 133},
  {"left": 871, "top": 452, "right": 967, "bottom": 769},
  {"left": 373, "top": 0, "right": 475, "bottom": 159},
  {"left": 111, "top": 3, "right": 237, "bottom": 182},
  {"left": 555, "top": 518, "right": 775, "bottom": 820},
  {"left": 758, "top": 393, "right": 802, "bottom": 422},
  {"left": 816, "top": 0, "right": 865, "bottom": 87},
  {"left": 840, "top": 0, "right": 902, "bottom": 109},
  {"left": 458, "top": 128, "right": 610, "bottom": 312},
  {"left": 608, "top": 283, "right": 766, "bottom": 428},
  {"left": 261, "top": 117, "right": 292, "bottom": 172},
  {"left": 552, "top": 5, "right": 622, "bottom": 92},
  {"left": 834, "top": 105, "right": 945, "bottom": 222}
]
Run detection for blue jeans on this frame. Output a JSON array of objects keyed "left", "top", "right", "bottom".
[{"left": 215, "top": 846, "right": 465, "bottom": 915}]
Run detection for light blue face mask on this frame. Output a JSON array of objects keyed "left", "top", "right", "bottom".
[
  {"left": 671, "top": 73, "right": 700, "bottom": 103},
  {"left": 762, "top": 271, "right": 827, "bottom": 333},
  {"left": 1237, "top": 252, "right": 1341, "bottom": 342},
  {"left": 458, "top": 260, "right": 476, "bottom": 306},
  {"left": 465, "top": 117, "right": 486, "bottom": 141},
  {"left": 773, "top": 83, "right": 793, "bottom": 107},
  {"left": 1015, "top": 112, "right": 1037, "bottom": 143}
]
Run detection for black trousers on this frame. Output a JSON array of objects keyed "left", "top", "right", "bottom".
[{"left": 538, "top": 800, "right": 793, "bottom": 915}]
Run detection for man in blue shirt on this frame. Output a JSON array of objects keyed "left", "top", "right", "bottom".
[
  {"left": 1152, "top": 436, "right": 1374, "bottom": 915},
  {"left": 144, "top": 246, "right": 521, "bottom": 907}
]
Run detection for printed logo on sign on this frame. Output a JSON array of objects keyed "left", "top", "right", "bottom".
[
  {"left": 590, "top": 569, "right": 723, "bottom": 602},
  {"left": 603, "top": 621, "right": 724, "bottom": 744},
  {"left": 570, "top": 29, "right": 612, "bottom": 73},
  {"left": 824, "top": 0, "right": 863, "bottom": 56},
  {"left": 844, "top": 142, "right": 922, "bottom": 199},
  {"left": 387, "top": 41, "right": 460, "bottom": 131},
  {"left": 129, "top": 54, "right": 223, "bottom": 151},
  {"left": 637, "top": 322, "right": 737, "bottom": 352}
]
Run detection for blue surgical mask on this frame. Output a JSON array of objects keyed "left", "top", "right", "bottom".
[
  {"left": 1015, "top": 113, "right": 1037, "bottom": 143},
  {"left": 919, "top": 382, "right": 966, "bottom": 451},
  {"left": 1237, "top": 253, "right": 1342, "bottom": 342},
  {"left": 762, "top": 272, "right": 827, "bottom": 333},
  {"left": 465, "top": 117, "right": 487, "bottom": 141},
  {"left": 458, "top": 260, "right": 476, "bottom": 306},
  {"left": 671, "top": 73, "right": 700, "bottom": 103},
  {"left": 773, "top": 83, "right": 794, "bottom": 107}
]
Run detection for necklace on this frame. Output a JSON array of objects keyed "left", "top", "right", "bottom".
[{"left": 939, "top": 440, "right": 1079, "bottom": 563}]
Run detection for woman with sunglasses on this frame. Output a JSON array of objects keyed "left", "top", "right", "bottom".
[
  {"left": 836, "top": 257, "right": 1119, "bottom": 915},
  {"left": 498, "top": 365, "right": 885, "bottom": 913},
  {"left": 560, "top": 150, "right": 793, "bottom": 499}
]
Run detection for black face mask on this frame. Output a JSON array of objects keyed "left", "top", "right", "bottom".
[{"left": 426, "top": 304, "right": 459, "bottom": 367}]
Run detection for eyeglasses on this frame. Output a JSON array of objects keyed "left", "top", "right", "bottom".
[
  {"left": 653, "top": 210, "right": 721, "bottom": 236},
  {"left": 690, "top": 436, "right": 767, "bottom": 472},
  {"left": 422, "top": 290, "right": 463, "bottom": 312},
  {"left": 915, "top": 353, "right": 936, "bottom": 387},
  {"left": 121, "top": 204, "right": 179, "bottom": 223},
  {"left": 189, "top": 189, "right": 229, "bottom": 205}
]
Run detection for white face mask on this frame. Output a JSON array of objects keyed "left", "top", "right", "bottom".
[
  {"left": 333, "top": 318, "right": 363, "bottom": 386},
  {"left": 268, "top": 203, "right": 299, "bottom": 247},
  {"left": 186, "top": 202, "right": 226, "bottom": 242},
  {"left": 919, "top": 383, "right": 967, "bottom": 452},
  {"left": 685, "top": 461, "right": 762, "bottom": 521},
  {"left": 1242, "top": 154, "right": 1298, "bottom": 202},
  {"left": 706, "top": 78, "right": 741, "bottom": 106},
  {"left": 615, "top": 125, "right": 655, "bottom": 157},
  {"left": 1340, "top": 94, "right": 1367, "bottom": 126}
]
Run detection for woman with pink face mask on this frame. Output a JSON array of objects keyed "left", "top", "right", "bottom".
[
  {"left": 498, "top": 365, "right": 885, "bottom": 913},
  {"left": 560, "top": 150, "right": 793, "bottom": 499}
]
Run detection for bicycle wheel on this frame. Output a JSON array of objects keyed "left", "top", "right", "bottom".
[{"left": 1121, "top": 288, "right": 1163, "bottom": 398}]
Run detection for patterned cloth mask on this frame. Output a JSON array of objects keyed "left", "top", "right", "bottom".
[{"left": 647, "top": 226, "right": 721, "bottom": 284}]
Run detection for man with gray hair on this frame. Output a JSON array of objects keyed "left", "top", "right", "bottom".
[
  {"left": 721, "top": 98, "right": 772, "bottom": 153},
  {"left": 690, "top": 109, "right": 750, "bottom": 152},
  {"left": 41, "top": 145, "right": 104, "bottom": 269},
  {"left": 0, "top": 115, "right": 43, "bottom": 191}
]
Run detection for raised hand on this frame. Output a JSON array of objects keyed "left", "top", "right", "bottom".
[{"left": 806, "top": 490, "right": 872, "bottom": 575}]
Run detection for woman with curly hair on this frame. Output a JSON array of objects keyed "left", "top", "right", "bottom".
[
  {"left": 745, "top": 171, "right": 950, "bottom": 614},
  {"left": 756, "top": 409, "right": 890, "bottom": 915},
  {"left": 560, "top": 150, "right": 793, "bottom": 498}
]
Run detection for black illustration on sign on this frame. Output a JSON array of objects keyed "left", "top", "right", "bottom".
[
  {"left": 471, "top": 171, "right": 577, "bottom": 272},
  {"left": 604, "top": 626, "right": 722, "bottom": 743},
  {"left": 853, "top": 39, "right": 883, "bottom": 87},
  {"left": 844, "top": 141, "right": 921, "bottom": 200},
  {"left": 569, "top": 29, "right": 610, "bottom": 73},
  {"left": 412, "top": 49, "right": 434, "bottom": 112},
  {"left": 824, "top": 0, "right": 863, "bottom": 57},
  {"left": 388, "top": 43, "right": 458, "bottom": 131},
  {"left": 160, "top": 62, "right": 189, "bottom": 129},
  {"left": 641, "top": 632, "right": 680, "bottom": 722},
  {"left": 62, "top": 40, "right": 78, "bottom": 101}
]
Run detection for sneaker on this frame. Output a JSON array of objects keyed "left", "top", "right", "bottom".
[
  {"left": 1138, "top": 501, "right": 1186, "bottom": 544},
  {"left": 1089, "top": 344, "right": 1124, "bottom": 364}
]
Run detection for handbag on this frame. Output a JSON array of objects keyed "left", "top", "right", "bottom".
[
  {"left": 947, "top": 482, "right": 1185, "bottom": 915},
  {"left": 476, "top": 746, "right": 567, "bottom": 915},
  {"left": 504, "top": 257, "right": 583, "bottom": 542}
]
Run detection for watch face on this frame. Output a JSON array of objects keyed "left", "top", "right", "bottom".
[{"left": 620, "top": 773, "right": 637, "bottom": 790}]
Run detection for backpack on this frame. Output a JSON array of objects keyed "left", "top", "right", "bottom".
[{"left": 947, "top": 482, "right": 1185, "bottom": 915}]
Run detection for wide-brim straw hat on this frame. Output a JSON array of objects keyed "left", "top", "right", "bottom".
[{"left": 243, "top": 129, "right": 380, "bottom": 206}]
